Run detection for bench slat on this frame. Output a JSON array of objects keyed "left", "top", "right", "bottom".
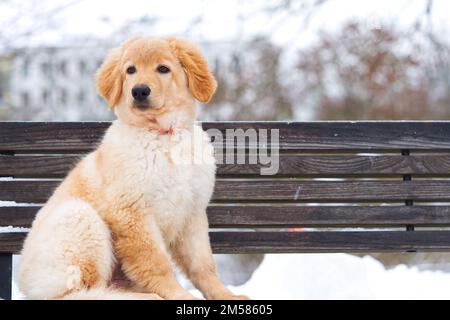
[
  {"left": 2, "top": 155, "right": 450, "bottom": 178},
  {"left": 2, "top": 180, "right": 450, "bottom": 203},
  {"left": 208, "top": 205, "right": 450, "bottom": 228},
  {"left": 207, "top": 121, "right": 450, "bottom": 151},
  {"left": 0, "top": 155, "right": 81, "bottom": 178},
  {"left": 213, "top": 180, "right": 450, "bottom": 202},
  {"left": 218, "top": 155, "right": 450, "bottom": 176},
  {"left": 0, "top": 206, "right": 38, "bottom": 227},
  {"left": 3, "top": 231, "right": 450, "bottom": 254},
  {"left": 210, "top": 231, "right": 450, "bottom": 253},
  {"left": 0, "top": 122, "right": 109, "bottom": 153},
  {"left": 2, "top": 122, "right": 450, "bottom": 152},
  {"left": 3, "top": 205, "right": 450, "bottom": 228},
  {"left": 0, "top": 233, "right": 24, "bottom": 254}
]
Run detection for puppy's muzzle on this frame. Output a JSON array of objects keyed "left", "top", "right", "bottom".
[{"left": 132, "top": 85, "right": 151, "bottom": 109}]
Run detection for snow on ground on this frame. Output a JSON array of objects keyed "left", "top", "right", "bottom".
[
  {"left": 10, "top": 253, "right": 450, "bottom": 299},
  {"left": 226, "top": 254, "right": 450, "bottom": 300},
  {"left": 0, "top": 227, "right": 28, "bottom": 233}
]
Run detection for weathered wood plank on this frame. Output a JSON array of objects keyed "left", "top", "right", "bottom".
[
  {"left": 212, "top": 180, "right": 450, "bottom": 202},
  {"left": 3, "top": 231, "right": 450, "bottom": 254},
  {"left": 3, "top": 154, "right": 450, "bottom": 178},
  {"left": 0, "top": 155, "right": 81, "bottom": 178},
  {"left": 0, "top": 122, "right": 110, "bottom": 153},
  {"left": 2, "top": 180, "right": 450, "bottom": 203},
  {"left": 2, "top": 121, "right": 450, "bottom": 152},
  {"left": 210, "top": 231, "right": 450, "bottom": 253},
  {"left": 207, "top": 205, "right": 450, "bottom": 228},
  {"left": 0, "top": 233, "right": 24, "bottom": 254},
  {"left": 0, "top": 180, "right": 59, "bottom": 203},
  {"left": 0, "top": 206, "right": 39, "bottom": 227},
  {"left": 4, "top": 205, "right": 450, "bottom": 228},
  {"left": 205, "top": 121, "right": 450, "bottom": 150},
  {"left": 218, "top": 155, "right": 450, "bottom": 176}
]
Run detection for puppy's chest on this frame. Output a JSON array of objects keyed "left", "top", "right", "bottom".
[
  {"left": 127, "top": 137, "right": 198, "bottom": 202},
  {"left": 119, "top": 133, "right": 215, "bottom": 235}
]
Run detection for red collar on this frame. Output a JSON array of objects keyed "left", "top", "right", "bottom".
[{"left": 150, "top": 127, "right": 174, "bottom": 135}]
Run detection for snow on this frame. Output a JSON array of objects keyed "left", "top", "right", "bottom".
[
  {"left": 11, "top": 256, "right": 23, "bottom": 300},
  {"left": 10, "top": 252, "right": 450, "bottom": 299},
  {"left": 227, "top": 253, "right": 450, "bottom": 300},
  {"left": 0, "top": 227, "right": 28, "bottom": 233}
]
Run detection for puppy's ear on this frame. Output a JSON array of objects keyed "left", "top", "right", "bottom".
[
  {"left": 167, "top": 38, "right": 217, "bottom": 103},
  {"left": 96, "top": 47, "right": 123, "bottom": 109}
]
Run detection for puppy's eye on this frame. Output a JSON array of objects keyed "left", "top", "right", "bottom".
[
  {"left": 126, "top": 66, "right": 136, "bottom": 74},
  {"left": 157, "top": 65, "right": 170, "bottom": 74}
]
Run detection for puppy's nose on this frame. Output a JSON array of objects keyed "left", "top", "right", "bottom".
[{"left": 132, "top": 85, "right": 151, "bottom": 102}]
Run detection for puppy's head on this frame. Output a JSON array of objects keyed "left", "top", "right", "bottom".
[{"left": 96, "top": 37, "right": 216, "bottom": 129}]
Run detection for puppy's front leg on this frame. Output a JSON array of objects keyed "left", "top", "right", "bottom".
[
  {"left": 109, "top": 208, "right": 196, "bottom": 300},
  {"left": 171, "top": 212, "right": 249, "bottom": 300}
]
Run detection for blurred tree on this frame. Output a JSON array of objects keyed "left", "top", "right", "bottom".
[
  {"left": 208, "top": 37, "right": 293, "bottom": 121},
  {"left": 292, "top": 21, "right": 450, "bottom": 120},
  {"left": 268, "top": 0, "right": 436, "bottom": 29}
]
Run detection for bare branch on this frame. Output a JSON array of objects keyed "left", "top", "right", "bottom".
[
  {"left": 0, "top": 0, "right": 86, "bottom": 52},
  {"left": 426, "top": 0, "right": 434, "bottom": 16}
]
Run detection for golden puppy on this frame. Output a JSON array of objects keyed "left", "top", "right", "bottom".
[{"left": 18, "top": 37, "right": 247, "bottom": 300}]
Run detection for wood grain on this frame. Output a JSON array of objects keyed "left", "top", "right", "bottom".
[
  {"left": 3, "top": 154, "right": 450, "bottom": 178},
  {"left": 0, "top": 180, "right": 59, "bottom": 203},
  {"left": 0, "top": 155, "right": 81, "bottom": 178},
  {"left": 2, "top": 179, "right": 450, "bottom": 203},
  {"left": 205, "top": 121, "right": 450, "bottom": 150},
  {"left": 0, "top": 233, "right": 25, "bottom": 254},
  {"left": 212, "top": 180, "right": 450, "bottom": 202},
  {"left": 0, "top": 122, "right": 109, "bottom": 153},
  {"left": 0, "top": 206, "right": 39, "bottom": 227},
  {"left": 217, "top": 155, "right": 450, "bottom": 176},
  {"left": 4, "top": 205, "right": 450, "bottom": 228},
  {"left": 209, "top": 231, "right": 450, "bottom": 253},
  {"left": 3, "top": 231, "right": 450, "bottom": 254},
  {"left": 2, "top": 121, "right": 450, "bottom": 152},
  {"left": 207, "top": 205, "right": 450, "bottom": 228}
]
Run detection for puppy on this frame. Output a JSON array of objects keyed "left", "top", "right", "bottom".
[{"left": 18, "top": 37, "right": 247, "bottom": 300}]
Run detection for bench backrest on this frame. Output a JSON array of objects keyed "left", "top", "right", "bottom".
[{"left": 1, "top": 121, "right": 450, "bottom": 256}]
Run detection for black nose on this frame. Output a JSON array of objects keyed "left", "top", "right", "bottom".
[{"left": 132, "top": 85, "right": 151, "bottom": 102}]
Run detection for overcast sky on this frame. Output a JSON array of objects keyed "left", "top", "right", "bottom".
[{"left": 1, "top": 0, "right": 450, "bottom": 49}]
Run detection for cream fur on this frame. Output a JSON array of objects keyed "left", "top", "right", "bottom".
[{"left": 17, "top": 37, "right": 247, "bottom": 300}]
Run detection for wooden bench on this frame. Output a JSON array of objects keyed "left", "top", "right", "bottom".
[{"left": 1, "top": 121, "right": 450, "bottom": 299}]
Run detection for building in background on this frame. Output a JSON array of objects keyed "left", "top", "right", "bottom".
[
  {"left": 0, "top": 41, "right": 243, "bottom": 121},
  {"left": 0, "top": 54, "right": 13, "bottom": 119},
  {"left": 3, "top": 46, "right": 111, "bottom": 120}
]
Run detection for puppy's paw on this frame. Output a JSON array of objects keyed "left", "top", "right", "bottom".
[
  {"left": 228, "top": 294, "right": 250, "bottom": 300},
  {"left": 148, "top": 293, "right": 164, "bottom": 300},
  {"left": 133, "top": 293, "right": 164, "bottom": 300},
  {"left": 217, "top": 294, "right": 250, "bottom": 300},
  {"left": 171, "top": 291, "right": 202, "bottom": 300}
]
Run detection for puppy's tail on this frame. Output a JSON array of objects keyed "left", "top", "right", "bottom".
[{"left": 61, "top": 287, "right": 162, "bottom": 300}]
